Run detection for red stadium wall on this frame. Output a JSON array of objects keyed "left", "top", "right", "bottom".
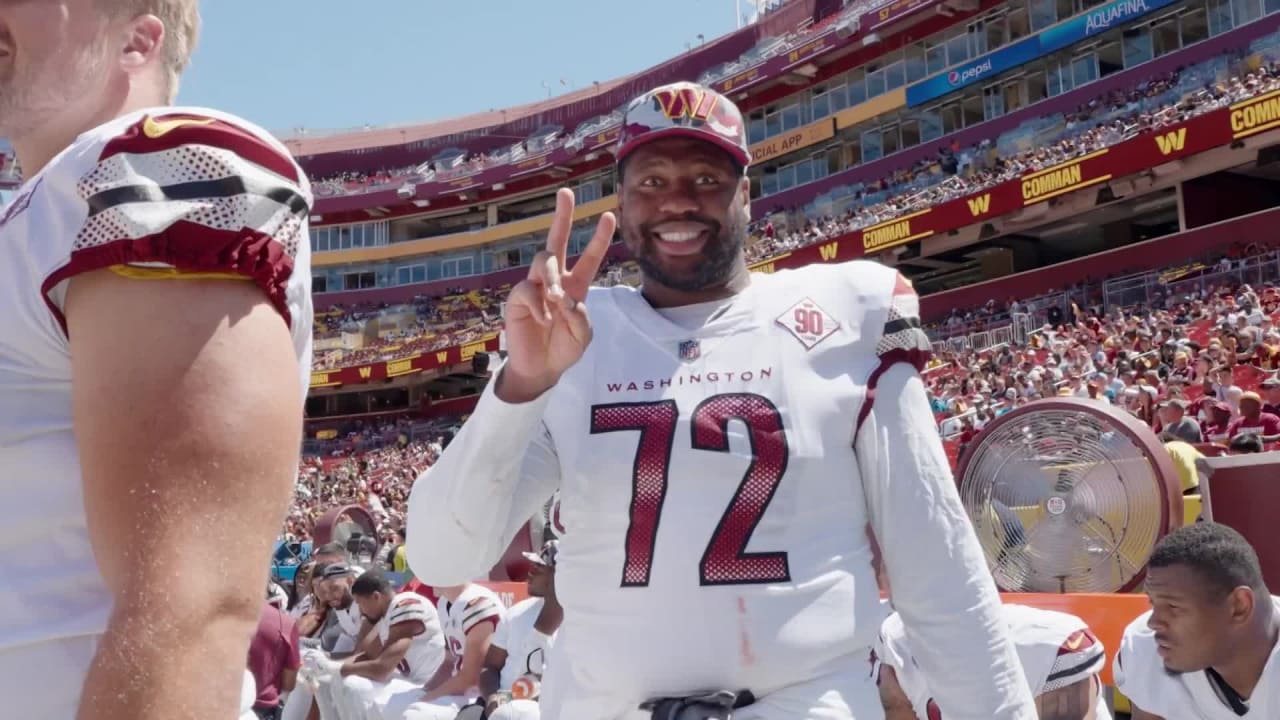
[{"left": 918, "top": 205, "right": 1280, "bottom": 319}]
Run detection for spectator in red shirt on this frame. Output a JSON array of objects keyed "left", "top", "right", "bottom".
[
  {"left": 1202, "top": 401, "right": 1233, "bottom": 444},
  {"left": 1226, "top": 391, "right": 1280, "bottom": 441},
  {"left": 1261, "top": 377, "right": 1280, "bottom": 416},
  {"left": 247, "top": 600, "right": 301, "bottom": 720}
]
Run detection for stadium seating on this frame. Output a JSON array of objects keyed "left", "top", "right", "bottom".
[{"left": 307, "top": 30, "right": 1280, "bottom": 375}]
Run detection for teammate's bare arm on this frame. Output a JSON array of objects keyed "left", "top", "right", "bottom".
[
  {"left": 341, "top": 621, "right": 426, "bottom": 683},
  {"left": 423, "top": 621, "right": 497, "bottom": 701},
  {"left": 355, "top": 618, "right": 380, "bottom": 657},
  {"left": 478, "top": 644, "right": 510, "bottom": 702},
  {"left": 1129, "top": 706, "right": 1167, "bottom": 720},
  {"left": 296, "top": 605, "right": 327, "bottom": 638},
  {"left": 68, "top": 273, "right": 304, "bottom": 720},
  {"left": 423, "top": 652, "right": 456, "bottom": 693},
  {"left": 1033, "top": 677, "right": 1098, "bottom": 720},
  {"left": 341, "top": 630, "right": 381, "bottom": 665},
  {"left": 876, "top": 666, "right": 921, "bottom": 720},
  {"left": 481, "top": 640, "right": 509, "bottom": 707}
]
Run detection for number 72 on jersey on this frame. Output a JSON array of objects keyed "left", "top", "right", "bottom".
[{"left": 591, "top": 392, "right": 793, "bottom": 588}]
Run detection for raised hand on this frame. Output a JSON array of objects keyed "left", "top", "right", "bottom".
[{"left": 497, "top": 188, "right": 616, "bottom": 403}]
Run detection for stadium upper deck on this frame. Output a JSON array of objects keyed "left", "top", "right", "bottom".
[
  {"left": 297, "top": 0, "right": 1280, "bottom": 396},
  {"left": 299, "top": 0, "right": 1280, "bottom": 303}
]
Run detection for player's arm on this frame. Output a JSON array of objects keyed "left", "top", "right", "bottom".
[
  {"left": 62, "top": 116, "right": 311, "bottom": 720},
  {"left": 478, "top": 616, "right": 511, "bottom": 698},
  {"left": 355, "top": 618, "right": 381, "bottom": 658},
  {"left": 478, "top": 644, "right": 510, "bottom": 705},
  {"left": 406, "top": 408, "right": 561, "bottom": 586},
  {"left": 423, "top": 621, "right": 496, "bottom": 701},
  {"left": 1034, "top": 676, "right": 1098, "bottom": 720},
  {"left": 297, "top": 604, "right": 328, "bottom": 638},
  {"left": 69, "top": 272, "right": 305, "bottom": 720},
  {"left": 423, "top": 651, "right": 456, "bottom": 693},
  {"left": 340, "top": 620, "right": 425, "bottom": 683},
  {"left": 857, "top": 273, "right": 1037, "bottom": 720},
  {"left": 876, "top": 665, "right": 921, "bottom": 720}
]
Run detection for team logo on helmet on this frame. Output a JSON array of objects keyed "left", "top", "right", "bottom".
[{"left": 652, "top": 85, "right": 721, "bottom": 123}]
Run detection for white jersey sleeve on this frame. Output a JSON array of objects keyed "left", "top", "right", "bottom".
[
  {"left": 43, "top": 108, "right": 311, "bottom": 323},
  {"left": 387, "top": 592, "right": 434, "bottom": 628},
  {"left": 441, "top": 585, "right": 504, "bottom": 655},
  {"left": 853, "top": 265, "right": 1036, "bottom": 720},
  {"left": 406, "top": 379, "right": 561, "bottom": 587},
  {"left": 458, "top": 588, "right": 503, "bottom": 635},
  {"left": 381, "top": 592, "right": 446, "bottom": 686},
  {"left": 33, "top": 107, "right": 314, "bottom": 388},
  {"left": 1113, "top": 610, "right": 1174, "bottom": 717}
]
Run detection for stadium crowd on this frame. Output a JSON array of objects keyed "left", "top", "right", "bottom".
[
  {"left": 311, "top": 34, "right": 1280, "bottom": 376},
  {"left": 748, "top": 44, "right": 1280, "bottom": 263},
  {"left": 927, "top": 245, "right": 1280, "bottom": 490}
]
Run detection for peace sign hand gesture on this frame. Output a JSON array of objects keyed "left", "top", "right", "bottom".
[{"left": 497, "top": 188, "right": 617, "bottom": 403}]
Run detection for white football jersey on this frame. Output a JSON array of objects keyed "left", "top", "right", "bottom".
[
  {"left": 492, "top": 597, "right": 556, "bottom": 691},
  {"left": 0, "top": 106, "right": 312, "bottom": 715},
  {"left": 377, "top": 592, "right": 446, "bottom": 685},
  {"left": 410, "top": 260, "right": 1035, "bottom": 719},
  {"left": 877, "top": 603, "right": 1110, "bottom": 719},
  {"left": 1114, "top": 596, "right": 1280, "bottom": 718},
  {"left": 438, "top": 584, "right": 504, "bottom": 672}
]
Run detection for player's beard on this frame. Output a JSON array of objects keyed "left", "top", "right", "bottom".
[
  {"left": 630, "top": 210, "right": 746, "bottom": 293},
  {"left": 0, "top": 34, "right": 109, "bottom": 141}
]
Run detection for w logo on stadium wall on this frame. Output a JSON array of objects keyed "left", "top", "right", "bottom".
[
  {"left": 1155, "top": 127, "right": 1187, "bottom": 156},
  {"left": 654, "top": 86, "right": 720, "bottom": 122}
]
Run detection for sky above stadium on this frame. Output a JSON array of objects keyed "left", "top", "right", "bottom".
[{"left": 179, "top": 0, "right": 745, "bottom": 136}]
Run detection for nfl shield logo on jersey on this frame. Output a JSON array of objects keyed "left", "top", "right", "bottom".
[{"left": 678, "top": 340, "right": 701, "bottom": 361}]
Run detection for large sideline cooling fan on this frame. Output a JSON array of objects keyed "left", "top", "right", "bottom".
[{"left": 955, "top": 398, "right": 1184, "bottom": 594}]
